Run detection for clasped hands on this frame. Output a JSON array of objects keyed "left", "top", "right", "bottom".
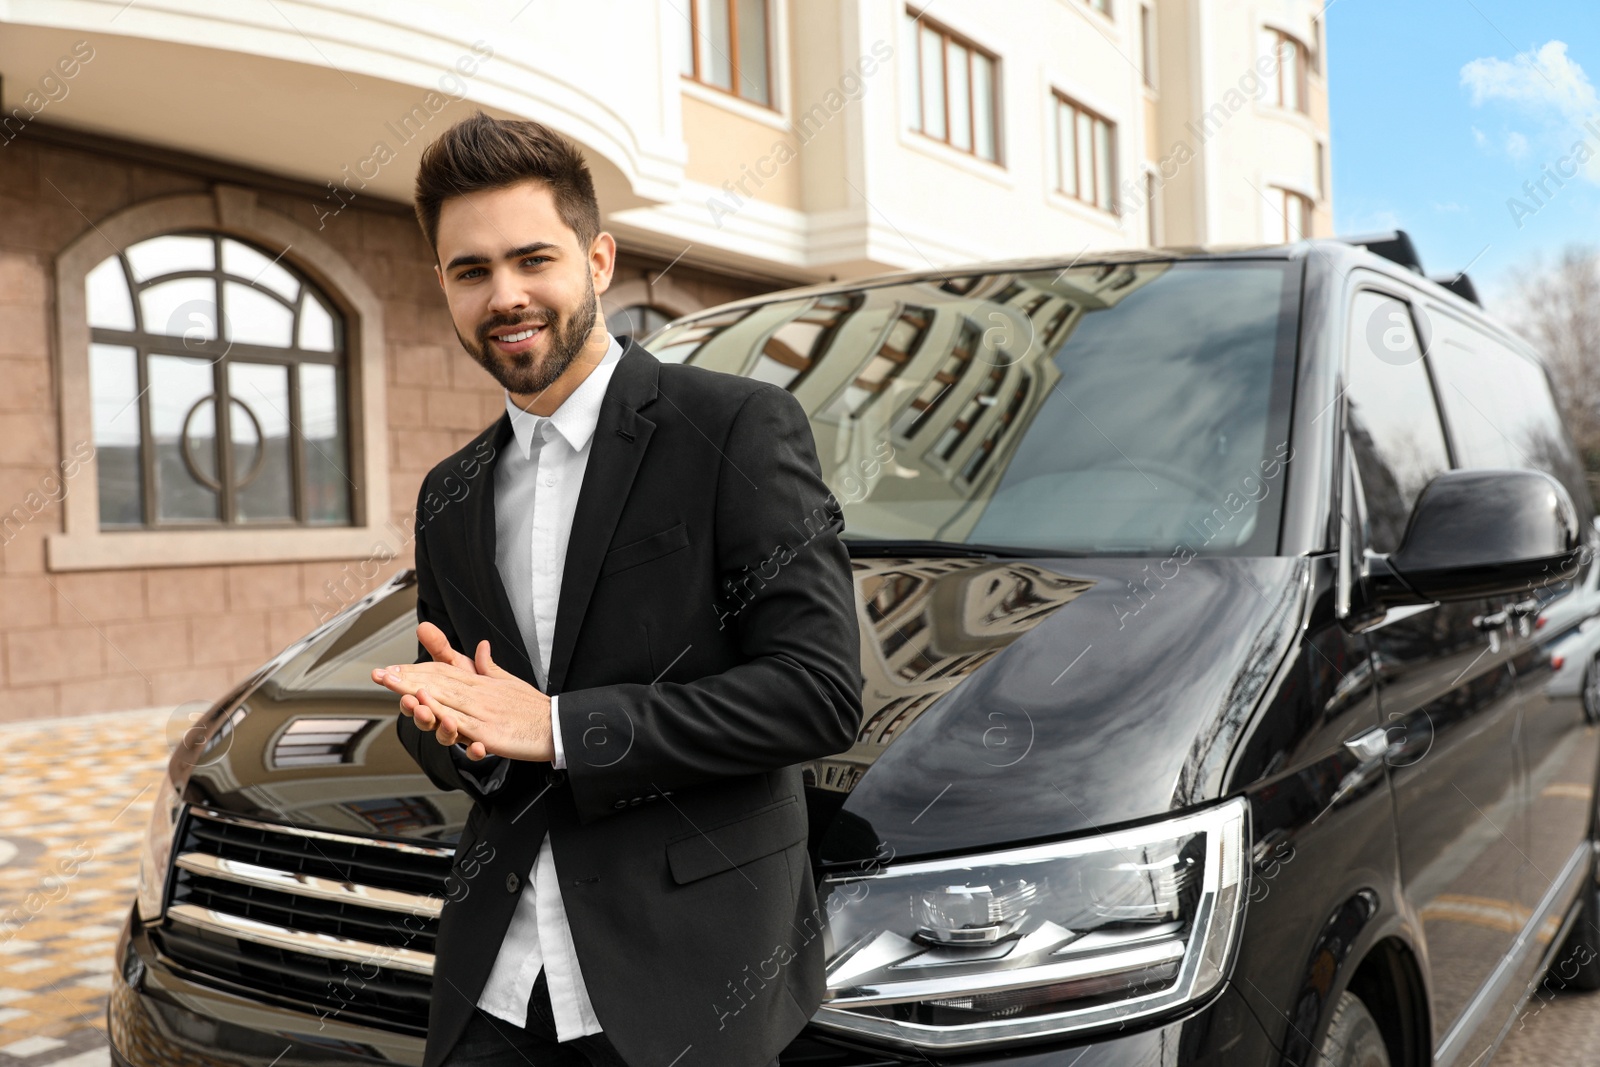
[{"left": 371, "top": 621, "right": 554, "bottom": 762}]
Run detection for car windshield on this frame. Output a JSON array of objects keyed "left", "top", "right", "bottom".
[{"left": 646, "top": 258, "right": 1301, "bottom": 556}]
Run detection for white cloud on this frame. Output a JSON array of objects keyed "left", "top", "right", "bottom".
[
  {"left": 1462, "top": 41, "right": 1600, "bottom": 183},
  {"left": 1432, "top": 201, "right": 1468, "bottom": 213},
  {"left": 1461, "top": 40, "right": 1599, "bottom": 120}
]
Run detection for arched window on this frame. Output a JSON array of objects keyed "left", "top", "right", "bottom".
[
  {"left": 605, "top": 304, "right": 675, "bottom": 343},
  {"left": 86, "top": 232, "right": 352, "bottom": 529}
]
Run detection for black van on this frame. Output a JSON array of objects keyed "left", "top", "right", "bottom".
[{"left": 112, "top": 233, "right": 1600, "bottom": 1067}]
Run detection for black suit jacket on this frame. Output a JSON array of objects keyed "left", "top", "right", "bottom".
[{"left": 396, "top": 337, "right": 864, "bottom": 1067}]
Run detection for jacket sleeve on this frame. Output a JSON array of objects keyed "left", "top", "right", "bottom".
[
  {"left": 394, "top": 476, "right": 510, "bottom": 799},
  {"left": 555, "top": 383, "right": 864, "bottom": 823}
]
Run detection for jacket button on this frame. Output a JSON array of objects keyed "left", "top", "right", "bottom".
[
  {"left": 547, "top": 769, "right": 567, "bottom": 787},
  {"left": 505, "top": 872, "right": 520, "bottom": 893}
]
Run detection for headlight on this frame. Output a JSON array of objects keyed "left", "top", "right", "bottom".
[
  {"left": 135, "top": 775, "right": 183, "bottom": 923},
  {"left": 814, "top": 797, "right": 1249, "bottom": 1049}
]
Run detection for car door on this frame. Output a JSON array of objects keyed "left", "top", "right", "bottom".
[
  {"left": 1341, "top": 283, "right": 1527, "bottom": 1057},
  {"left": 1425, "top": 305, "right": 1600, "bottom": 948}
]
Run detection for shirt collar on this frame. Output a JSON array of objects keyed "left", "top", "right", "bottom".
[{"left": 503, "top": 333, "right": 624, "bottom": 459}]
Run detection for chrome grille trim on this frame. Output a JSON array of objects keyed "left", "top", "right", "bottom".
[
  {"left": 173, "top": 852, "right": 443, "bottom": 918},
  {"left": 166, "top": 902, "right": 436, "bottom": 976},
  {"left": 187, "top": 807, "right": 456, "bottom": 857}
]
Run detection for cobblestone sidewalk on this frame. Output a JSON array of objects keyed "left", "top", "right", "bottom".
[{"left": 0, "top": 708, "right": 174, "bottom": 1067}]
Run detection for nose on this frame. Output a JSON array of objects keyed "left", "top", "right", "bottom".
[{"left": 485, "top": 269, "right": 528, "bottom": 318}]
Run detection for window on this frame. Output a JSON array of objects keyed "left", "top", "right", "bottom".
[
  {"left": 1344, "top": 291, "right": 1451, "bottom": 553},
  {"left": 1086, "top": 0, "right": 1112, "bottom": 14},
  {"left": 1139, "top": 4, "right": 1156, "bottom": 88},
  {"left": 894, "top": 317, "right": 979, "bottom": 437},
  {"left": 682, "top": 0, "right": 773, "bottom": 107},
  {"left": 823, "top": 305, "right": 931, "bottom": 421},
  {"left": 605, "top": 304, "right": 675, "bottom": 342},
  {"left": 748, "top": 293, "right": 863, "bottom": 390},
  {"left": 1053, "top": 92, "right": 1117, "bottom": 213},
  {"left": 904, "top": 10, "right": 1000, "bottom": 162},
  {"left": 1265, "top": 186, "right": 1313, "bottom": 242},
  {"left": 1428, "top": 310, "right": 1594, "bottom": 519},
  {"left": 1310, "top": 18, "right": 1323, "bottom": 75},
  {"left": 646, "top": 261, "right": 1300, "bottom": 556},
  {"left": 1316, "top": 141, "right": 1327, "bottom": 200},
  {"left": 1260, "top": 27, "right": 1309, "bottom": 113},
  {"left": 86, "top": 232, "right": 352, "bottom": 530}
]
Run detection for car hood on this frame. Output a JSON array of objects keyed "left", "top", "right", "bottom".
[
  {"left": 183, "top": 556, "right": 1306, "bottom": 862},
  {"left": 814, "top": 554, "right": 1305, "bottom": 863}
]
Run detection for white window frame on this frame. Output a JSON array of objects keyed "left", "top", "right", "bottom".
[{"left": 48, "top": 185, "right": 392, "bottom": 571}]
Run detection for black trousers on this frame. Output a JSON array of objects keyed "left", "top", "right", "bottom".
[{"left": 440, "top": 971, "right": 782, "bottom": 1067}]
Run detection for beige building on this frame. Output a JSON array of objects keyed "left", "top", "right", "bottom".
[{"left": 0, "top": 0, "right": 1331, "bottom": 720}]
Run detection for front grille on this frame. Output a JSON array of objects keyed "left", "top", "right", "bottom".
[{"left": 158, "top": 807, "right": 454, "bottom": 1035}]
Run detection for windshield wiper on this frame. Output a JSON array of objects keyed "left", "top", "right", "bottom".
[{"left": 842, "top": 538, "right": 1079, "bottom": 559}]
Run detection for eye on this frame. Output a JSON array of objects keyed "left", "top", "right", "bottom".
[
  {"left": 521, "top": 255, "right": 552, "bottom": 267},
  {"left": 456, "top": 267, "right": 485, "bottom": 280}
]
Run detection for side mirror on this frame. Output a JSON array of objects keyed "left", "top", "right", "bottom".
[{"left": 1367, "top": 468, "right": 1581, "bottom": 607}]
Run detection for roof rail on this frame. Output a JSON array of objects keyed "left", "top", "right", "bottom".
[
  {"left": 1335, "top": 230, "right": 1425, "bottom": 274},
  {"left": 1428, "top": 272, "right": 1482, "bottom": 307}
]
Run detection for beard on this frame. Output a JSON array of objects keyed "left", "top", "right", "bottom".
[{"left": 457, "top": 277, "right": 599, "bottom": 397}]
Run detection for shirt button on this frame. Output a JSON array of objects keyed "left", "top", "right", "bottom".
[
  {"left": 543, "top": 476, "right": 555, "bottom": 487},
  {"left": 505, "top": 872, "right": 520, "bottom": 893}
]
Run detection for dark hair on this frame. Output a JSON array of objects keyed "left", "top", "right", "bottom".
[{"left": 413, "top": 111, "right": 601, "bottom": 254}]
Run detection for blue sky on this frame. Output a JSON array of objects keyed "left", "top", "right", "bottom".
[{"left": 1326, "top": 0, "right": 1600, "bottom": 307}]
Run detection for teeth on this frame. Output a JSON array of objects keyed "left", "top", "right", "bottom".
[{"left": 499, "top": 328, "right": 538, "bottom": 343}]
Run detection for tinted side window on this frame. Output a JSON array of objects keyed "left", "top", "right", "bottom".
[
  {"left": 1428, "top": 308, "right": 1595, "bottom": 525},
  {"left": 1345, "top": 290, "right": 1452, "bottom": 553}
]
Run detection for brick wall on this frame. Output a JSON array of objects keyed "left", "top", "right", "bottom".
[{"left": 0, "top": 132, "right": 773, "bottom": 722}]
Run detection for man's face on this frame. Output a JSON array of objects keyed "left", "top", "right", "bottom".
[{"left": 433, "top": 180, "right": 613, "bottom": 399}]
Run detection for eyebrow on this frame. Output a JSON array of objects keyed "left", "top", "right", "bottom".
[{"left": 444, "top": 242, "right": 559, "bottom": 273}]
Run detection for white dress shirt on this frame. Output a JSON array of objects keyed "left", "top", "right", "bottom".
[{"left": 473, "top": 333, "right": 624, "bottom": 1036}]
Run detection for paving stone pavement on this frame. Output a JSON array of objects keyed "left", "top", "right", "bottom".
[
  {"left": 1493, "top": 981, "right": 1600, "bottom": 1065},
  {"left": 0, "top": 707, "right": 173, "bottom": 1067}
]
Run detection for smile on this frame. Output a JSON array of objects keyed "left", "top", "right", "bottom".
[{"left": 496, "top": 327, "right": 540, "bottom": 343}]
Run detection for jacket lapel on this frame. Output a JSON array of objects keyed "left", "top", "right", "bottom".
[
  {"left": 546, "top": 338, "right": 659, "bottom": 695},
  {"left": 459, "top": 410, "right": 539, "bottom": 684}
]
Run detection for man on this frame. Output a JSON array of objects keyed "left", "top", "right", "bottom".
[{"left": 370, "top": 111, "right": 864, "bottom": 1067}]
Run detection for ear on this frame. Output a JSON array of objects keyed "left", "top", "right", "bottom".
[
  {"left": 589, "top": 231, "right": 617, "bottom": 297},
  {"left": 434, "top": 263, "right": 445, "bottom": 292}
]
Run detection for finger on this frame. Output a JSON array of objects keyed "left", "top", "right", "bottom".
[
  {"left": 474, "top": 640, "right": 515, "bottom": 680},
  {"left": 377, "top": 663, "right": 474, "bottom": 705},
  {"left": 418, "top": 621, "right": 474, "bottom": 670},
  {"left": 420, "top": 688, "right": 460, "bottom": 746},
  {"left": 414, "top": 703, "right": 437, "bottom": 731},
  {"left": 373, "top": 667, "right": 414, "bottom": 696},
  {"left": 466, "top": 740, "right": 489, "bottom": 761},
  {"left": 406, "top": 694, "right": 438, "bottom": 732}
]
